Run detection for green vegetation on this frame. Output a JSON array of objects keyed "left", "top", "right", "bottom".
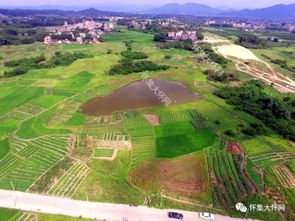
[
  {"left": 16, "top": 108, "right": 71, "bottom": 139},
  {"left": 94, "top": 149, "right": 114, "bottom": 158},
  {"left": 241, "top": 138, "right": 273, "bottom": 155},
  {"left": 108, "top": 60, "right": 169, "bottom": 75},
  {"left": 0, "top": 138, "right": 10, "bottom": 159},
  {"left": 0, "top": 136, "right": 69, "bottom": 191},
  {"left": 215, "top": 80, "right": 295, "bottom": 140},
  {"left": 0, "top": 208, "right": 19, "bottom": 220},
  {"left": 155, "top": 121, "right": 215, "bottom": 158},
  {"left": 3, "top": 52, "right": 93, "bottom": 77},
  {"left": 54, "top": 71, "right": 94, "bottom": 92},
  {"left": 206, "top": 148, "right": 259, "bottom": 209},
  {"left": 29, "top": 156, "right": 73, "bottom": 193}
]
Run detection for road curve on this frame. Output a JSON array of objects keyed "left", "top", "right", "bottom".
[{"left": 0, "top": 189, "right": 259, "bottom": 221}]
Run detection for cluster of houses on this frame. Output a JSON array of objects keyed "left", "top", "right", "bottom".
[
  {"left": 205, "top": 19, "right": 295, "bottom": 32},
  {"left": 44, "top": 20, "right": 114, "bottom": 44},
  {"left": 125, "top": 20, "right": 152, "bottom": 29},
  {"left": 167, "top": 30, "right": 198, "bottom": 41}
]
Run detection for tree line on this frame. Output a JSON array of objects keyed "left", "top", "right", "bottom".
[{"left": 214, "top": 80, "right": 295, "bottom": 140}]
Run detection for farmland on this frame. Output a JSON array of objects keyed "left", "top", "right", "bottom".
[{"left": 0, "top": 25, "right": 294, "bottom": 221}]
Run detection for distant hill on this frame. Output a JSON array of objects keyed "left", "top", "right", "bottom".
[
  {"left": 148, "top": 3, "right": 221, "bottom": 15},
  {"left": 0, "top": 7, "right": 126, "bottom": 17},
  {"left": 1, "top": 3, "right": 295, "bottom": 20},
  {"left": 224, "top": 4, "right": 295, "bottom": 20}
]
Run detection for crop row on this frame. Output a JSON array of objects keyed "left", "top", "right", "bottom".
[
  {"left": 249, "top": 152, "right": 295, "bottom": 168},
  {"left": 206, "top": 149, "right": 257, "bottom": 209},
  {"left": 0, "top": 104, "right": 44, "bottom": 123},
  {"left": 124, "top": 116, "right": 156, "bottom": 169},
  {"left": 273, "top": 165, "right": 295, "bottom": 188},
  {"left": 46, "top": 102, "right": 80, "bottom": 126},
  {"left": 48, "top": 162, "right": 89, "bottom": 197},
  {"left": 159, "top": 109, "right": 201, "bottom": 124},
  {"left": 0, "top": 135, "right": 70, "bottom": 191}
]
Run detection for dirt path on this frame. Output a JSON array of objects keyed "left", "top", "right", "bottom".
[{"left": 204, "top": 35, "right": 295, "bottom": 93}]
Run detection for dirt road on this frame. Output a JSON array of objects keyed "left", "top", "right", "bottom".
[{"left": 0, "top": 189, "right": 261, "bottom": 221}]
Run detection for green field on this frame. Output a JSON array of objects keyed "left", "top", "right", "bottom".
[
  {"left": 93, "top": 149, "right": 114, "bottom": 158},
  {"left": 0, "top": 138, "right": 10, "bottom": 159},
  {"left": 155, "top": 122, "right": 215, "bottom": 158}
]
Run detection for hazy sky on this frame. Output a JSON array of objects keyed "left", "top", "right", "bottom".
[{"left": 1, "top": 0, "right": 295, "bottom": 9}]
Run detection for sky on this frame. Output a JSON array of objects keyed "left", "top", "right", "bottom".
[{"left": 1, "top": 0, "right": 295, "bottom": 9}]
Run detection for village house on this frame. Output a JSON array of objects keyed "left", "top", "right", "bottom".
[{"left": 167, "top": 30, "right": 198, "bottom": 41}]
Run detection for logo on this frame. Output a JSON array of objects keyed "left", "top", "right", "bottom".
[{"left": 236, "top": 202, "right": 248, "bottom": 213}]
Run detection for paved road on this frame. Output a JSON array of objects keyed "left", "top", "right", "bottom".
[{"left": 0, "top": 190, "right": 259, "bottom": 221}]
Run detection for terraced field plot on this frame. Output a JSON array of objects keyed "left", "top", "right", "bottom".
[
  {"left": 0, "top": 135, "right": 69, "bottom": 191},
  {"left": 206, "top": 148, "right": 259, "bottom": 209},
  {"left": 159, "top": 109, "right": 202, "bottom": 124},
  {"left": 0, "top": 104, "right": 45, "bottom": 123},
  {"left": 123, "top": 115, "right": 156, "bottom": 169},
  {"left": 249, "top": 152, "right": 295, "bottom": 169},
  {"left": 273, "top": 164, "right": 295, "bottom": 188},
  {"left": 48, "top": 162, "right": 90, "bottom": 197},
  {"left": 9, "top": 212, "right": 37, "bottom": 221}
]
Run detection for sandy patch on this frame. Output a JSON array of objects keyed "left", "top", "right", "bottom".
[
  {"left": 144, "top": 114, "right": 160, "bottom": 126},
  {"left": 216, "top": 44, "right": 261, "bottom": 61}
]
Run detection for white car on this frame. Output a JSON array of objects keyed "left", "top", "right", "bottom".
[{"left": 199, "top": 212, "right": 215, "bottom": 220}]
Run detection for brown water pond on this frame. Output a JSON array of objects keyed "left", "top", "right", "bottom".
[{"left": 82, "top": 79, "right": 199, "bottom": 116}]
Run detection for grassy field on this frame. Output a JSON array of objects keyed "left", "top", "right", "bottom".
[
  {"left": 155, "top": 122, "right": 215, "bottom": 158},
  {"left": 0, "top": 138, "right": 10, "bottom": 159}
]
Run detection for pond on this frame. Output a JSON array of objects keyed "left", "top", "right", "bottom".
[{"left": 81, "top": 79, "right": 199, "bottom": 116}]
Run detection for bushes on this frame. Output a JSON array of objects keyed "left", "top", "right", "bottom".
[
  {"left": 236, "top": 34, "right": 267, "bottom": 48},
  {"left": 109, "top": 60, "right": 169, "bottom": 75},
  {"left": 121, "top": 51, "right": 148, "bottom": 60},
  {"left": 158, "top": 39, "right": 194, "bottom": 51},
  {"left": 204, "top": 69, "right": 238, "bottom": 82},
  {"left": 215, "top": 80, "right": 295, "bottom": 140},
  {"left": 109, "top": 45, "right": 169, "bottom": 75},
  {"left": 154, "top": 32, "right": 167, "bottom": 42}
]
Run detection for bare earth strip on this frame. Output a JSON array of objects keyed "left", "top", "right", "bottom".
[
  {"left": 144, "top": 114, "right": 160, "bottom": 126},
  {"left": 204, "top": 36, "right": 295, "bottom": 93},
  {"left": 0, "top": 189, "right": 260, "bottom": 221}
]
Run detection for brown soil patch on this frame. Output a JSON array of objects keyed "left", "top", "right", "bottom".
[
  {"left": 129, "top": 154, "right": 210, "bottom": 201},
  {"left": 253, "top": 167, "right": 263, "bottom": 176},
  {"left": 290, "top": 141, "right": 295, "bottom": 147},
  {"left": 227, "top": 141, "right": 244, "bottom": 154},
  {"left": 144, "top": 114, "right": 160, "bottom": 126}
]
